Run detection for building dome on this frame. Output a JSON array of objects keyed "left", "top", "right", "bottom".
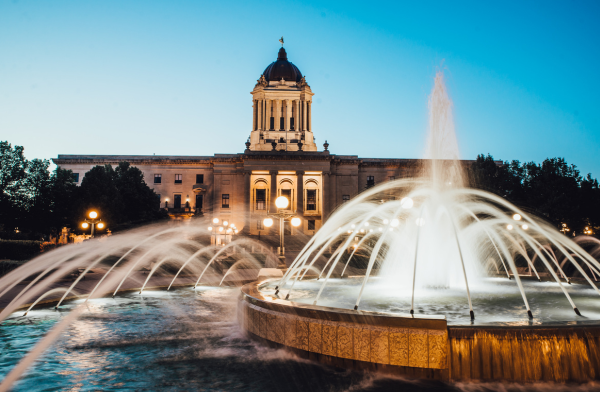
[{"left": 262, "top": 47, "right": 303, "bottom": 82}]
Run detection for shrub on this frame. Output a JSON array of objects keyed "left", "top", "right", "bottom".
[{"left": 0, "top": 239, "right": 43, "bottom": 260}]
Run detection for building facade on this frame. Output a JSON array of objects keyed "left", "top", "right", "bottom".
[{"left": 53, "top": 46, "right": 424, "bottom": 235}]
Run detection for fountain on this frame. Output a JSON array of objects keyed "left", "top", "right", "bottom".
[
  {"left": 1, "top": 71, "right": 600, "bottom": 389},
  {"left": 238, "top": 71, "right": 600, "bottom": 382}
]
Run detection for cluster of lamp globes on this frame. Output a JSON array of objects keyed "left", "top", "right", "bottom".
[
  {"left": 81, "top": 211, "right": 105, "bottom": 230},
  {"left": 208, "top": 218, "right": 239, "bottom": 234},
  {"left": 506, "top": 214, "right": 528, "bottom": 231},
  {"left": 262, "top": 196, "right": 302, "bottom": 228}
]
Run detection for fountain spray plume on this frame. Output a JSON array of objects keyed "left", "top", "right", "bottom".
[{"left": 425, "top": 69, "right": 465, "bottom": 189}]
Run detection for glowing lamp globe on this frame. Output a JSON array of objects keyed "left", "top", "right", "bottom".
[
  {"left": 513, "top": 214, "right": 522, "bottom": 221},
  {"left": 291, "top": 217, "right": 301, "bottom": 227},
  {"left": 97, "top": 223, "right": 105, "bottom": 229},
  {"left": 208, "top": 226, "right": 213, "bottom": 231},
  {"left": 263, "top": 218, "right": 274, "bottom": 228},
  {"left": 275, "top": 196, "right": 289, "bottom": 209},
  {"left": 89, "top": 211, "right": 98, "bottom": 219},
  {"left": 390, "top": 219, "right": 400, "bottom": 227},
  {"left": 218, "top": 227, "right": 224, "bottom": 232},
  {"left": 212, "top": 218, "right": 219, "bottom": 224},
  {"left": 507, "top": 224, "right": 514, "bottom": 230},
  {"left": 400, "top": 197, "right": 414, "bottom": 209},
  {"left": 81, "top": 222, "right": 89, "bottom": 229}
]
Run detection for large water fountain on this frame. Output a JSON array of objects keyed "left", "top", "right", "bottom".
[
  {"left": 1, "top": 71, "right": 600, "bottom": 389},
  {"left": 239, "top": 71, "right": 600, "bottom": 382}
]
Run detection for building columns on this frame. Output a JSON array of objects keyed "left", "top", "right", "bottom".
[
  {"left": 243, "top": 172, "right": 251, "bottom": 233},
  {"left": 307, "top": 101, "right": 311, "bottom": 132},
  {"left": 296, "top": 171, "right": 304, "bottom": 215},
  {"left": 269, "top": 170, "right": 278, "bottom": 213},
  {"left": 252, "top": 101, "right": 257, "bottom": 131},
  {"left": 294, "top": 100, "right": 300, "bottom": 133},
  {"left": 302, "top": 100, "right": 307, "bottom": 132},
  {"left": 322, "top": 172, "right": 330, "bottom": 218},
  {"left": 266, "top": 100, "right": 272, "bottom": 131},
  {"left": 285, "top": 99, "right": 292, "bottom": 132}
]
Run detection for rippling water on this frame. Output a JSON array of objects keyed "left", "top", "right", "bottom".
[
  {"left": 265, "top": 277, "right": 600, "bottom": 326},
  {"left": 1, "top": 287, "right": 598, "bottom": 391}
]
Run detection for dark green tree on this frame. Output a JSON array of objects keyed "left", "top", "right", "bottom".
[
  {"left": 0, "top": 142, "right": 28, "bottom": 229},
  {"left": 114, "top": 162, "right": 160, "bottom": 222}
]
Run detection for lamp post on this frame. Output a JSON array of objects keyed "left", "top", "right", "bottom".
[
  {"left": 82, "top": 211, "right": 105, "bottom": 238},
  {"left": 263, "top": 196, "right": 302, "bottom": 267},
  {"left": 208, "top": 217, "right": 238, "bottom": 246}
]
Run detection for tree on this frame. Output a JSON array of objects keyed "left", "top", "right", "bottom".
[
  {"left": 78, "top": 164, "right": 124, "bottom": 227},
  {"left": 0, "top": 142, "right": 28, "bottom": 229},
  {"left": 523, "top": 158, "right": 582, "bottom": 230},
  {"left": 77, "top": 162, "right": 161, "bottom": 229},
  {"left": 114, "top": 162, "right": 160, "bottom": 222}
]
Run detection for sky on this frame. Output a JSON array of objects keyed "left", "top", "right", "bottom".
[{"left": 1, "top": 0, "right": 599, "bottom": 178}]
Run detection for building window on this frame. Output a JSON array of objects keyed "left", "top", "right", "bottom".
[
  {"left": 270, "top": 117, "right": 274, "bottom": 130},
  {"left": 196, "top": 174, "right": 204, "bottom": 184},
  {"left": 306, "top": 189, "right": 317, "bottom": 211},
  {"left": 222, "top": 194, "right": 229, "bottom": 208},
  {"left": 342, "top": 194, "right": 350, "bottom": 202},
  {"left": 154, "top": 174, "right": 162, "bottom": 184},
  {"left": 174, "top": 194, "right": 182, "bottom": 208},
  {"left": 367, "top": 176, "right": 375, "bottom": 188},
  {"left": 290, "top": 117, "right": 295, "bottom": 131},
  {"left": 308, "top": 220, "right": 316, "bottom": 231},
  {"left": 257, "top": 219, "right": 264, "bottom": 230},
  {"left": 389, "top": 176, "right": 395, "bottom": 181},
  {"left": 175, "top": 174, "right": 182, "bottom": 184},
  {"left": 73, "top": 173, "right": 79, "bottom": 183},
  {"left": 281, "top": 189, "right": 291, "bottom": 210},
  {"left": 196, "top": 194, "right": 203, "bottom": 210},
  {"left": 255, "top": 189, "right": 266, "bottom": 210}
]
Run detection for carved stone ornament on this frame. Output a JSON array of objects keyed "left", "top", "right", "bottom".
[
  {"left": 323, "top": 140, "right": 329, "bottom": 151},
  {"left": 255, "top": 74, "right": 268, "bottom": 88},
  {"left": 297, "top": 76, "right": 308, "bottom": 88}
]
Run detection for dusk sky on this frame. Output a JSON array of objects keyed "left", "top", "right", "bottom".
[{"left": 1, "top": 0, "right": 599, "bottom": 178}]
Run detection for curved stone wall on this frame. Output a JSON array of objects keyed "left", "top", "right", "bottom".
[
  {"left": 239, "top": 280, "right": 600, "bottom": 382},
  {"left": 238, "top": 281, "right": 449, "bottom": 378}
]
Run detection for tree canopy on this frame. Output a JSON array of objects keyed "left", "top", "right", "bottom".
[
  {"left": 470, "top": 154, "right": 600, "bottom": 234},
  {"left": 0, "top": 141, "right": 163, "bottom": 239}
]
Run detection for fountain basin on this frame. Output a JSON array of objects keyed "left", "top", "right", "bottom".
[{"left": 239, "top": 280, "right": 600, "bottom": 382}]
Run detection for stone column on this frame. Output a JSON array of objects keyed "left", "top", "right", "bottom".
[
  {"left": 322, "top": 172, "right": 330, "bottom": 219},
  {"left": 265, "top": 100, "right": 271, "bottom": 131},
  {"left": 296, "top": 171, "right": 304, "bottom": 215},
  {"left": 307, "top": 101, "right": 312, "bottom": 132},
  {"left": 302, "top": 100, "right": 307, "bottom": 132},
  {"left": 272, "top": 100, "right": 278, "bottom": 132},
  {"left": 269, "top": 170, "right": 278, "bottom": 213},
  {"left": 252, "top": 100, "right": 257, "bottom": 131},
  {"left": 285, "top": 99, "right": 292, "bottom": 133},
  {"left": 294, "top": 100, "right": 300, "bottom": 132},
  {"left": 243, "top": 171, "right": 251, "bottom": 234},
  {"left": 257, "top": 100, "right": 262, "bottom": 131}
]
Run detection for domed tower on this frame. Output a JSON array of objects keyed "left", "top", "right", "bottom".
[{"left": 249, "top": 46, "right": 317, "bottom": 151}]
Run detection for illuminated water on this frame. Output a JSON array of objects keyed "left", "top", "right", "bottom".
[
  {"left": 0, "top": 287, "right": 458, "bottom": 391},
  {"left": 263, "top": 278, "right": 600, "bottom": 325}
]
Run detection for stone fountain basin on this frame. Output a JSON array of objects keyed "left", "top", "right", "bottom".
[{"left": 239, "top": 280, "right": 600, "bottom": 382}]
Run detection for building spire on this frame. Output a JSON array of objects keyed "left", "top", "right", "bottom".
[{"left": 279, "top": 36, "right": 284, "bottom": 47}]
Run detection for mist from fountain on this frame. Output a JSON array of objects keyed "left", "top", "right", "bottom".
[
  {"left": 0, "top": 219, "right": 275, "bottom": 390},
  {"left": 276, "top": 71, "right": 600, "bottom": 321}
]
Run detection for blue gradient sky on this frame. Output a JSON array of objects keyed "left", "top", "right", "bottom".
[{"left": 1, "top": 0, "right": 599, "bottom": 178}]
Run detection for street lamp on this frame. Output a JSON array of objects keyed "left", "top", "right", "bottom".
[
  {"left": 208, "top": 218, "right": 236, "bottom": 245},
  {"left": 82, "top": 211, "right": 105, "bottom": 237},
  {"left": 263, "top": 196, "right": 301, "bottom": 267}
]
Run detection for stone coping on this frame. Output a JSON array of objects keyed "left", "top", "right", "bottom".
[{"left": 241, "top": 280, "right": 447, "bottom": 330}]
